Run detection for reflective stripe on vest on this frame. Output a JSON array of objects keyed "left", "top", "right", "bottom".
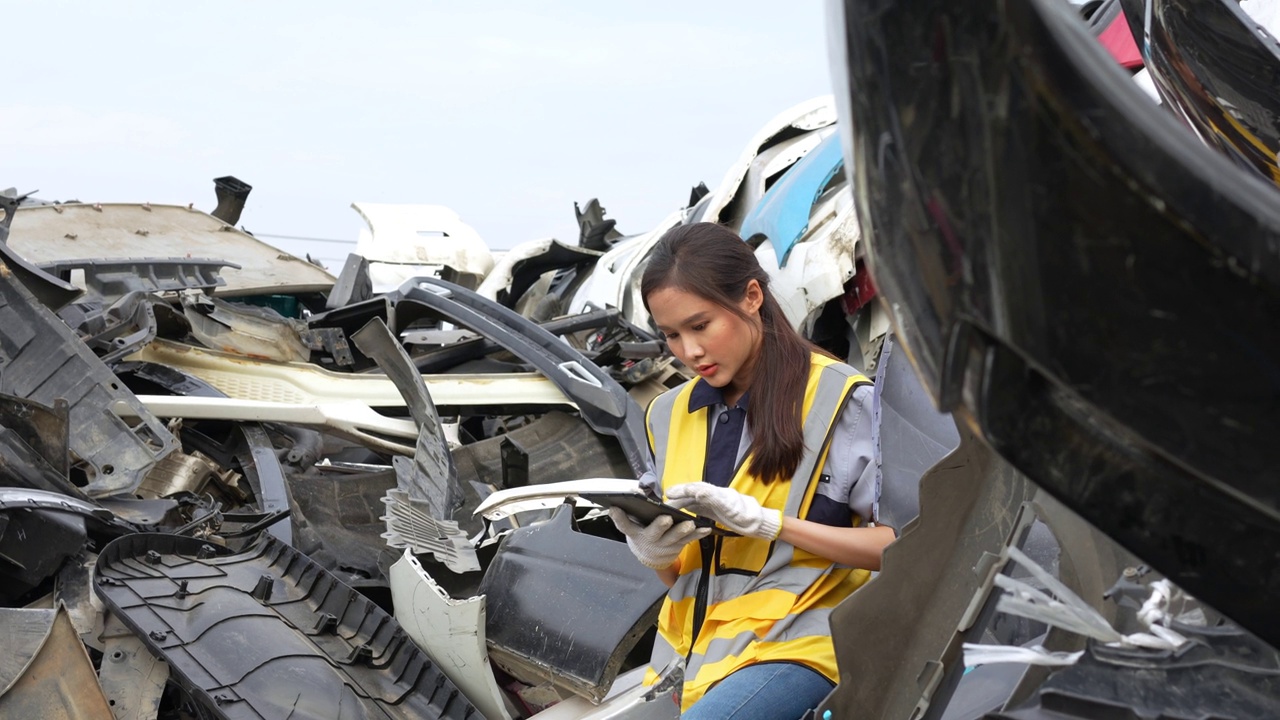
[{"left": 644, "top": 353, "right": 872, "bottom": 711}]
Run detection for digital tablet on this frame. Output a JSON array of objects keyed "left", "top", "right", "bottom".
[{"left": 581, "top": 491, "right": 737, "bottom": 536}]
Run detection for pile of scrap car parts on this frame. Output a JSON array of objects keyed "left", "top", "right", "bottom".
[
  {"left": 0, "top": 182, "right": 694, "bottom": 719},
  {"left": 519, "top": 95, "right": 891, "bottom": 376},
  {"left": 823, "top": 0, "right": 1280, "bottom": 717}
]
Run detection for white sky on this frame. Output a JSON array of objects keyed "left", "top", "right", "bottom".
[{"left": 2, "top": 2, "right": 833, "bottom": 267}]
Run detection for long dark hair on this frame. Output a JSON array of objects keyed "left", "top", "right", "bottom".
[{"left": 641, "top": 222, "right": 821, "bottom": 483}]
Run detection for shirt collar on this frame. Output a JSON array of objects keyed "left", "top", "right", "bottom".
[{"left": 687, "top": 379, "right": 750, "bottom": 413}]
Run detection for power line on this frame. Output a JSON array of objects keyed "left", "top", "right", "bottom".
[{"left": 252, "top": 232, "right": 356, "bottom": 245}]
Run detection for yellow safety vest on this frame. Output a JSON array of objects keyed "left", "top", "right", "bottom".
[{"left": 643, "top": 353, "right": 872, "bottom": 710}]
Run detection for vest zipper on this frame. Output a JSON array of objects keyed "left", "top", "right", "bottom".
[
  {"left": 689, "top": 405, "right": 720, "bottom": 658},
  {"left": 688, "top": 535, "right": 715, "bottom": 659}
]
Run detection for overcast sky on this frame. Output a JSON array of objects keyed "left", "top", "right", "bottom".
[{"left": 3, "top": 2, "right": 833, "bottom": 267}]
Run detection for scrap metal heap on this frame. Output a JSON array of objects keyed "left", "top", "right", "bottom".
[
  {"left": 0, "top": 110, "right": 874, "bottom": 715},
  {"left": 0, "top": 182, "right": 694, "bottom": 719}
]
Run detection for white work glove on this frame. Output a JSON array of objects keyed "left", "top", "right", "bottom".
[
  {"left": 609, "top": 507, "right": 710, "bottom": 570},
  {"left": 666, "top": 482, "right": 783, "bottom": 540}
]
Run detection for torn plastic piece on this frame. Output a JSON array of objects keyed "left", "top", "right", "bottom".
[
  {"left": 38, "top": 257, "right": 238, "bottom": 305},
  {"left": 992, "top": 639, "right": 1280, "bottom": 719},
  {"left": 390, "top": 549, "right": 512, "bottom": 720},
  {"left": 95, "top": 497, "right": 178, "bottom": 526},
  {"left": 380, "top": 489, "right": 479, "bottom": 573},
  {"left": 0, "top": 416, "right": 84, "bottom": 499},
  {"left": 94, "top": 532, "right": 480, "bottom": 719},
  {"left": 390, "top": 277, "right": 651, "bottom": 476},
  {"left": 98, "top": 613, "right": 170, "bottom": 720},
  {"left": 235, "top": 423, "right": 292, "bottom": 545},
  {"left": 137, "top": 449, "right": 235, "bottom": 500},
  {"left": 816, "top": 427, "right": 1037, "bottom": 719},
  {"left": 575, "top": 198, "right": 625, "bottom": 252},
  {"left": 54, "top": 553, "right": 105, "bottom": 651},
  {"left": 326, "top": 253, "right": 373, "bottom": 310},
  {"left": 475, "top": 238, "right": 602, "bottom": 309},
  {"left": 0, "top": 394, "right": 70, "bottom": 477},
  {"left": 352, "top": 318, "right": 461, "bottom": 519},
  {"left": 0, "top": 607, "right": 114, "bottom": 718},
  {"left": 180, "top": 289, "right": 310, "bottom": 362},
  {"left": 0, "top": 488, "right": 133, "bottom": 528},
  {"left": 0, "top": 191, "right": 82, "bottom": 311},
  {"left": 523, "top": 662, "right": 683, "bottom": 720},
  {"left": 211, "top": 175, "right": 252, "bottom": 226},
  {"left": 871, "top": 333, "right": 961, "bottom": 531},
  {"left": 479, "top": 504, "right": 667, "bottom": 703},
  {"left": 995, "top": 547, "right": 1188, "bottom": 651},
  {"left": 113, "top": 360, "right": 225, "bottom": 399},
  {"left": 298, "top": 326, "right": 354, "bottom": 366},
  {"left": 59, "top": 290, "right": 159, "bottom": 364},
  {"left": 962, "top": 643, "right": 1084, "bottom": 668},
  {"left": 0, "top": 257, "right": 180, "bottom": 497}
]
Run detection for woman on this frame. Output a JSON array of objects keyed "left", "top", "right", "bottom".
[{"left": 610, "top": 222, "right": 896, "bottom": 719}]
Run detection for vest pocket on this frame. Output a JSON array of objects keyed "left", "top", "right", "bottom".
[{"left": 714, "top": 535, "right": 774, "bottom": 576}]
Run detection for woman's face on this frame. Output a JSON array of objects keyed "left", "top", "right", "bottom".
[{"left": 648, "top": 281, "right": 763, "bottom": 405}]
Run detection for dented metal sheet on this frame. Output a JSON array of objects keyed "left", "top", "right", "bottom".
[
  {"left": 6, "top": 203, "right": 334, "bottom": 296},
  {"left": 0, "top": 259, "right": 179, "bottom": 497}
]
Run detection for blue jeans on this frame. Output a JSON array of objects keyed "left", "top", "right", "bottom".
[{"left": 683, "top": 662, "right": 834, "bottom": 720}]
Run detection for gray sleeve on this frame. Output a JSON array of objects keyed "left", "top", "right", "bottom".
[{"left": 814, "top": 383, "right": 879, "bottom": 524}]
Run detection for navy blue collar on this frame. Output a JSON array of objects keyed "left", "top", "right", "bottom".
[{"left": 687, "top": 379, "right": 750, "bottom": 413}]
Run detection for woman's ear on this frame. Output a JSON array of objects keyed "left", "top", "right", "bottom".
[{"left": 742, "top": 279, "right": 764, "bottom": 315}]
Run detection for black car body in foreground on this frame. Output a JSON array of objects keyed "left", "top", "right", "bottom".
[{"left": 824, "top": 0, "right": 1280, "bottom": 716}]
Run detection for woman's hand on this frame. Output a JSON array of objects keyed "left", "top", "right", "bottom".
[
  {"left": 665, "top": 482, "right": 782, "bottom": 540},
  {"left": 609, "top": 507, "right": 710, "bottom": 570},
  {"left": 664, "top": 482, "right": 896, "bottom": 570}
]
